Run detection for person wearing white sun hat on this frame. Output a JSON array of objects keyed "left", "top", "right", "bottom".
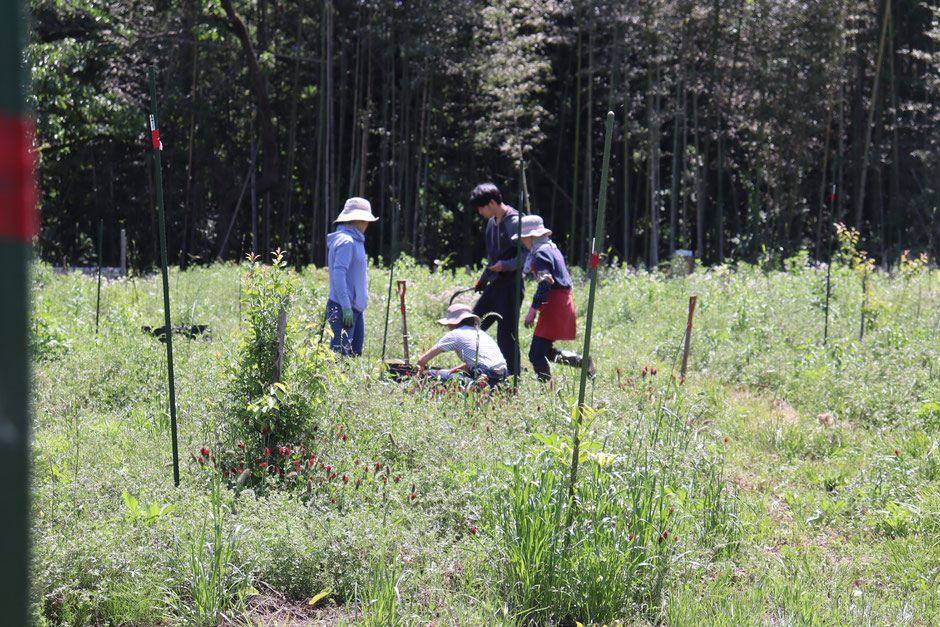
[
  {"left": 513, "top": 214, "right": 594, "bottom": 382},
  {"left": 325, "top": 197, "right": 378, "bottom": 356}
]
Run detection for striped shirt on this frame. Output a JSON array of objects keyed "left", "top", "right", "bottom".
[{"left": 434, "top": 325, "right": 507, "bottom": 373}]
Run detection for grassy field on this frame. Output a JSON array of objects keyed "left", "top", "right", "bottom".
[{"left": 29, "top": 250, "right": 940, "bottom": 626}]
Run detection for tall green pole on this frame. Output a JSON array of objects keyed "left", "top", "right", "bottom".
[
  {"left": 514, "top": 158, "right": 524, "bottom": 388},
  {"left": 149, "top": 66, "right": 181, "bottom": 487},
  {"left": 568, "top": 111, "right": 614, "bottom": 503},
  {"left": 1, "top": 0, "right": 37, "bottom": 622}
]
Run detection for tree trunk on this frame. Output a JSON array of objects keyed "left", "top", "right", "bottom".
[
  {"left": 412, "top": 62, "right": 430, "bottom": 259},
  {"left": 283, "top": 0, "right": 304, "bottom": 251},
  {"left": 569, "top": 11, "right": 582, "bottom": 257},
  {"left": 219, "top": 0, "right": 279, "bottom": 197},
  {"left": 854, "top": 0, "right": 891, "bottom": 233}
]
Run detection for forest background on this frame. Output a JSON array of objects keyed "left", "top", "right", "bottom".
[{"left": 28, "top": 0, "right": 940, "bottom": 271}]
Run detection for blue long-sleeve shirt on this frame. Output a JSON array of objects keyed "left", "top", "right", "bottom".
[
  {"left": 326, "top": 225, "right": 369, "bottom": 311},
  {"left": 525, "top": 242, "right": 572, "bottom": 309}
]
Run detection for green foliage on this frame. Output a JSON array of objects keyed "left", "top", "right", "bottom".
[
  {"left": 358, "top": 554, "right": 409, "bottom": 627},
  {"left": 483, "top": 454, "right": 678, "bottom": 624},
  {"left": 121, "top": 490, "right": 177, "bottom": 525},
  {"left": 29, "top": 260, "right": 940, "bottom": 625},
  {"left": 169, "top": 473, "right": 253, "bottom": 625},
  {"left": 224, "top": 250, "right": 330, "bottom": 464}
]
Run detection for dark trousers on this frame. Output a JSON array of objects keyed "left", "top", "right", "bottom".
[
  {"left": 528, "top": 335, "right": 557, "bottom": 369},
  {"left": 326, "top": 299, "right": 364, "bottom": 356},
  {"left": 473, "top": 282, "right": 523, "bottom": 376}
]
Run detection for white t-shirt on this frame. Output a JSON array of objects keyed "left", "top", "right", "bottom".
[{"left": 434, "top": 325, "right": 507, "bottom": 373}]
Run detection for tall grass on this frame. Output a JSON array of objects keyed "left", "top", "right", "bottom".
[
  {"left": 169, "top": 473, "right": 252, "bottom": 625},
  {"left": 484, "top": 454, "right": 678, "bottom": 624}
]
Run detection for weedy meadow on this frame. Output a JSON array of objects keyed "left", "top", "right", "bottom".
[{"left": 29, "top": 249, "right": 940, "bottom": 625}]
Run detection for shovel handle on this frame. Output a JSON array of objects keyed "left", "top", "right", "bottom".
[{"left": 397, "top": 280, "right": 407, "bottom": 314}]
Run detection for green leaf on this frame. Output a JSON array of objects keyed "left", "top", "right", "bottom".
[{"left": 308, "top": 589, "right": 330, "bottom": 606}]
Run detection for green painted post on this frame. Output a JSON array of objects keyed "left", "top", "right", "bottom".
[
  {"left": 96, "top": 218, "right": 103, "bottom": 333},
  {"left": 149, "top": 66, "right": 181, "bottom": 487},
  {"left": 0, "top": 0, "right": 37, "bottom": 622},
  {"left": 824, "top": 178, "right": 837, "bottom": 344},
  {"left": 568, "top": 111, "right": 614, "bottom": 503},
  {"left": 514, "top": 158, "right": 524, "bottom": 388}
]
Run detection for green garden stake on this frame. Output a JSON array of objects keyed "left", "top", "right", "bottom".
[
  {"left": 568, "top": 111, "right": 615, "bottom": 506},
  {"left": 381, "top": 262, "right": 394, "bottom": 361},
  {"left": 513, "top": 158, "right": 524, "bottom": 388},
  {"left": 149, "top": 66, "right": 181, "bottom": 487},
  {"left": 95, "top": 218, "right": 103, "bottom": 333},
  {"left": 0, "top": 0, "right": 36, "bottom": 619},
  {"left": 823, "top": 182, "right": 836, "bottom": 345}
]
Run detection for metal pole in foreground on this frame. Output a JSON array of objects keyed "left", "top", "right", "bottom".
[
  {"left": 149, "top": 66, "right": 181, "bottom": 487},
  {"left": 568, "top": 111, "right": 614, "bottom": 504},
  {"left": 513, "top": 158, "right": 524, "bottom": 389},
  {"left": 0, "top": 0, "right": 38, "bottom": 619}
]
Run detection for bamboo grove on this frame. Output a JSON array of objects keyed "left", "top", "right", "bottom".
[{"left": 28, "top": 0, "right": 940, "bottom": 270}]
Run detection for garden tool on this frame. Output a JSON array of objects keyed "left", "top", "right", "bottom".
[{"left": 448, "top": 287, "right": 476, "bottom": 308}]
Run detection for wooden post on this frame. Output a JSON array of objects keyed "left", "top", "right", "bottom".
[
  {"left": 120, "top": 228, "right": 127, "bottom": 277},
  {"left": 680, "top": 295, "right": 698, "bottom": 378},
  {"left": 860, "top": 272, "right": 867, "bottom": 341},
  {"left": 274, "top": 301, "right": 287, "bottom": 382},
  {"left": 397, "top": 279, "right": 410, "bottom": 364},
  {"left": 95, "top": 218, "right": 103, "bottom": 333}
]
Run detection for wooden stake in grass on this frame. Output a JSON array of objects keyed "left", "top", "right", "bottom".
[
  {"left": 568, "top": 111, "right": 615, "bottom": 507},
  {"left": 860, "top": 271, "right": 868, "bottom": 341},
  {"left": 397, "top": 279, "right": 410, "bottom": 364},
  {"left": 680, "top": 295, "right": 698, "bottom": 379},
  {"left": 149, "top": 66, "right": 180, "bottom": 487}
]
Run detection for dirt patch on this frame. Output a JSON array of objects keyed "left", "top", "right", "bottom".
[{"left": 224, "top": 585, "right": 353, "bottom": 627}]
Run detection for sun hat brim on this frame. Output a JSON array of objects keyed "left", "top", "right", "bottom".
[
  {"left": 334, "top": 211, "right": 379, "bottom": 223},
  {"left": 511, "top": 226, "right": 552, "bottom": 240},
  {"left": 436, "top": 310, "right": 480, "bottom": 326}
]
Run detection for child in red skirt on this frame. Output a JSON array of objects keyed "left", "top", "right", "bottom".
[{"left": 513, "top": 215, "right": 595, "bottom": 382}]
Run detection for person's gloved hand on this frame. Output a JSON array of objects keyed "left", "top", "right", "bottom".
[
  {"left": 474, "top": 280, "right": 485, "bottom": 293},
  {"left": 342, "top": 308, "right": 354, "bottom": 329},
  {"left": 524, "top": 307, "right": 538, "bottom": 328}
]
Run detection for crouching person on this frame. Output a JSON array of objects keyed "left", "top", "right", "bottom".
[
  {"left": 417, "top": 304, "right": 508, "bottom": 387},
  {"left": 514, "top": 215, "right": 594, "bottom": 382}
]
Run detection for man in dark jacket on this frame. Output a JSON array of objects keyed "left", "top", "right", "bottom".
[{"left": 469, "top": 182, "right": 523, "bottom": 376}]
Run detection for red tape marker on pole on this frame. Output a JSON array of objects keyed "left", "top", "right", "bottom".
[
  {"left": 0, "top": 115, "right": 38, "bottom": 243},
  {"left": 149, "top": 115, "right": 162, "bottom": 150}
]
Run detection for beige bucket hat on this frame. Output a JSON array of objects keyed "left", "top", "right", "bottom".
[
  {"left": 436, "top": 303, "right": 481, "bottom": 327},
  {"left": 510, "top": 214, "right": 552, "bottom": 239},
  {"left": 334, "top": 197, "right": 379, "bottom": 223}
]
